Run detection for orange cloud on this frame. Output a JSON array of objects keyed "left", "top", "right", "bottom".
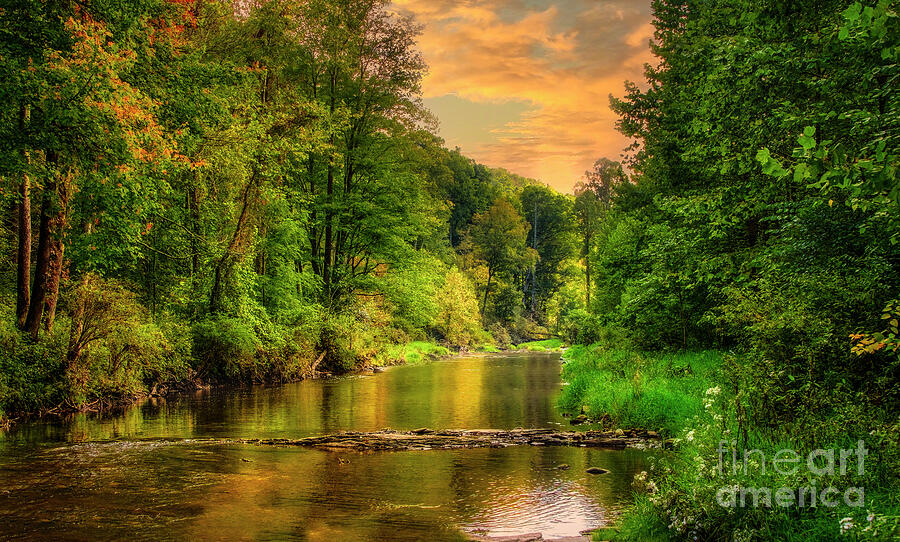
[{"left": 392, "top": 0, "right": 654, "bottom": 192}]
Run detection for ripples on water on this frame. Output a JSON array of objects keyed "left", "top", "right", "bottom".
[{"left": 0, "top": 353, "right": 652, "bottom": 540}]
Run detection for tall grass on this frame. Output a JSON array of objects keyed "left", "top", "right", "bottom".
[
  {"left": 515, "top": 338, "right": 565, "bottom": 351},
  {"left": 558, "top": 345, "right": 721, "bottom": 435},
  {"left": 562, "top": 344, "right": 900, "bottom": 541},
  {"left": 376, "top": 341, "right": 450, "bottom": 365}
]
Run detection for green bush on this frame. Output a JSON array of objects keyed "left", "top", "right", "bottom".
[
  {"left": 192, "top": 316, "right": 259, "bottom": 380},
  {"left": 610, "top": 386, "right": 900, "bottom": 542},
  {"left": 0, "top": 315, "right": 67, "bottom": 414}
]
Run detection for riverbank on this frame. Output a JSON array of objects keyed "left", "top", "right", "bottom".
[
  {"left": 0, "top": 351, "right": 643, "bottom": 541},
  {"left": 558, "top": 345, "right": 900, "bottom": 541},
  {"left": 0, "top": 336, "right": 567, "bottom": 428}
]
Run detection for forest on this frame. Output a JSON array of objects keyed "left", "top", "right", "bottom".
[
  {"left": 1, "top": 0, "right": 898, "bottom": 540},
  {"left": 0, "top": 0, "right": 583, "bottom": 416}
]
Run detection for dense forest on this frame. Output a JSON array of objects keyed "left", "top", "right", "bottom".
[
  {"left": 560, "top": 0, "right": 900, "bottom": 539},
  {"left": 0, "top": 0, "right": 582, "bottom": 416}
]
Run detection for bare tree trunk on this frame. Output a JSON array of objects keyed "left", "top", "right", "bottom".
[
  {"left": 307, "top": 154, "right": 320, "bottom": 277},
  {"left": 15, "top": 105, "right": 31, "bottom": 329}
]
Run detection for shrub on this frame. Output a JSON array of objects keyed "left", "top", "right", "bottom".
[
  {"left": 435, "top": 268, "right": 483, "bottom": 347},
  {"left": 192, "top": 316, "right": 259, "bottom": 380}
]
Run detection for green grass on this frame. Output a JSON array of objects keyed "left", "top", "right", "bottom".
[
  {"left": 515, "top": 338, "right": 565, "bottom": 351},
  {"left": 558, "top": 345, "right": 720, "bottom": 435},
  {"left": 564, "top": 344, "right": 900, "bottom": 541},
  {"left": 377, "top": 341, "right": 451, "bottom": 365},
  {"left": 476, "top": 344, "right": 502, "bottom": 353}
]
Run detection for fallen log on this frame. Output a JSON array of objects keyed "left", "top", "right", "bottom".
[{"left": 235, "top": 428, "right": 660, "bottom": 452}]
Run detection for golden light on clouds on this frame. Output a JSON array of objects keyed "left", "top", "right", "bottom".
[{"left": 392, "top": 0, "right": 654, "bottom": 192}]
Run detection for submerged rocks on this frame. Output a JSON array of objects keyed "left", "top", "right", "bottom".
[
  {"left": 586, "top": 467, "right": 609, "bottom": 475},
  {"left": 467, "top": 533, "right": 544, "bottom": 542},
  {"left": 569, "top": 414, "right": 589, "bottom": 425},
  {"left": 237, "top": 428, "right": 659, "bottom": 452}
]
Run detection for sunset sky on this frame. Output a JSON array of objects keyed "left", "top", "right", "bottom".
[{"left": 391, "top": 0, "right": 655, "bottom": 193}]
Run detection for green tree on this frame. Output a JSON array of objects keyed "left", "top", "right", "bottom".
[
  {"left": 519, "top": 184, "right": 575, "bottom": 320},
  {"left": 465, "top": 198, "right": 536, "bottom": 318}
]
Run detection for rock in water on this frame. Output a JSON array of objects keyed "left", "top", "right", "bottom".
[
  {"left": 556, "top": 463, "right": 570, "bottom": 470},
  {"left": 570, "top": 414, "right": 588, "bottom": 425},
  {"left": 467, "top": 533, "right": 543, "bottom": 542},
  {"left": 586, "top": 467, "right": 609, "bottom": 475}
]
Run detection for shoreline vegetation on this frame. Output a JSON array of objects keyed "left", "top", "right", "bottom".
[
  {"left": 557, "top": 345, "right": 899, "bottom": 542},
  {"left": 0, "top": 340, "right": 566, "bottom": 425}
]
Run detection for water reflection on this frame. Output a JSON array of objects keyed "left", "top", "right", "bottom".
[{"left": 0, "top": 353, "right": 651, "bottom": 540}]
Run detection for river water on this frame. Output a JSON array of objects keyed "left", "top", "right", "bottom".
[{"left": 0, "top": 352, "right": 650, "bottom": 541}]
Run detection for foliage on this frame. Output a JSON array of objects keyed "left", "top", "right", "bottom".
[
  {"left": 434, "top": 268, "right": 483, "bottom": 347},
  {"left": 559, "top": 346, "right": 720, "bottom": 435},
  {"left": 0, "top": 0, "right": 580, "bottom": 416}
]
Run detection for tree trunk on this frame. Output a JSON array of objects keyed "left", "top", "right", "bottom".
[
  {"left": 323, "top": 156, "right": 333, "bottom": 302},
  {"left": 42, "top": 180, "right": 69, "bottom": 332},
  {"left": 307, "top": 154, "right": 320, "bottom": 276},
  {"left": 42, "top": 236, "right": 65, "bottom": 332},
  {"left": 24, "top": 186, "right": 54, "bottom": 338},
  {"left": 322, "top": 71, "right": 337, "bottom": 304},
  {"left": 16, "top": 168, "right": 31, "bottom": 329},
  {"left": 210, "top": 170, "right": 257, "bottom": 314},
  {"left": 584, "top": 231, "right": 592, "bottom": 309},
  {"left": 531, "top": 202, "right": 538, "bottom": 315},
  {"left": 15, "top": 105, "right": 31, "bottom": 329},
  {"left": 189, "top": 183, "right": 200, "bottom": 281}
]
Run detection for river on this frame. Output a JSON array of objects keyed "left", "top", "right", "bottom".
[{"left": 0, "top": 352, "right": 650, "bottom": 541}]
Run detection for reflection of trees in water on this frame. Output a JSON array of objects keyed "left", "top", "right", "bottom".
[{"left": 3, "top": 354, "right": 654, "bottom": 540}]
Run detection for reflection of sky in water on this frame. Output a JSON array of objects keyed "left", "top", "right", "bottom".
[
  {"left": 462, "top": 478, "right": 605, "bottom": 539},
  {"left": 0, "top": 353, "right": 653, "bottom": 540}
]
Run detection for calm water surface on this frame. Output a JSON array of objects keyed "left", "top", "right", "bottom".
[{"left": 0, "top": 352, "right": 650, "bottom": 540}]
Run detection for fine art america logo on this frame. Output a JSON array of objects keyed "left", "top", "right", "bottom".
[{"left": 714, "top": 440, "right": 868, "bottom": 508}]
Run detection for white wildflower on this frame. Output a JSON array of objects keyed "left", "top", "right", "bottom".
[{"left": 839, "top": 517, "right": 855, "bottom": 535}]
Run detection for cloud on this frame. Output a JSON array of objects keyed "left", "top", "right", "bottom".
[{"left": 392, "top": 0, "right": 654, "bottom": 192}]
